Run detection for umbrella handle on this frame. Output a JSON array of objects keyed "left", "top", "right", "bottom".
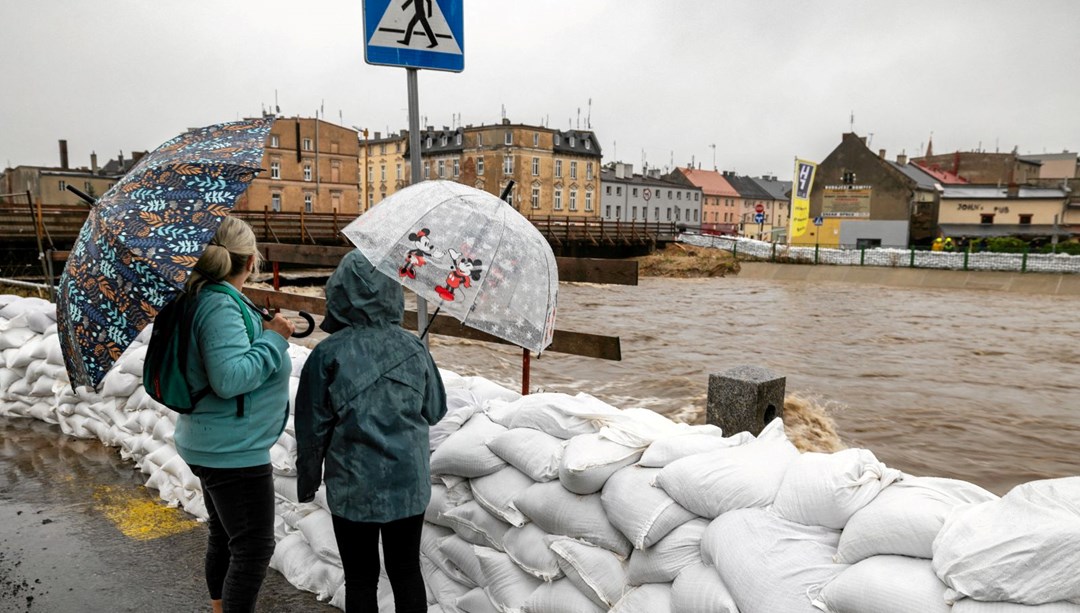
[
  {"left": 293, "top": 311, "right": 316, "bottom": 339},
  {"left": 420, "top": 306, "right": 441, "bottom": 341},
  {"left": 65, "top": 184, "right": 97, "bottom": 207}
]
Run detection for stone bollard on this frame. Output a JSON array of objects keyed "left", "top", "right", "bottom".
[{"left": 706, "top": 366, "right": 785, "bottom": 436}]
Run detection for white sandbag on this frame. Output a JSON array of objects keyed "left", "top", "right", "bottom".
[
  {"left": 11, "top": 337, "right": 45, "bottom": 368},
  {"left": 100, "top": 371, "right": 141, "bottom": 401},
  {"left": 6, "top": 378, "right": 31, "bottom": 398},
  {"left": 116, "top": 344, "right": 148, "bottom": 376},
  {"left": 0, "top": 327, "right": 35, "bottom": 352},
  {"left": 558, "top": 433, "right": 643, "bottom": 495},
  {"left": 427, "top": 483, "right": 472, "bottom": 528},
  {"left": 0, "top": 367, "right": 20, "bottom": 393},
  {"left": 671, "top": 563, "right": 739, "bottom": 613},
  {"left": 471, "top": 466, "right": 534, "bottom": 527},
  {"left": 422, "top": 555, "right": 473, "bottom": 611},
  {"left": 836, "top": 476, "right": 998, "bottom": 564},
  {"left": 773, "top": 448, "right": 902, "bottom": 529},
  {"left": 638, "top": 428, "right": 752, "bottom": 467},
  {"left": 27, "top": 401, "right": 57, "bottom": 423},
  {"left": 151, "top": 415, "right": 175, "bottom": 444},
  {"left": 514, "top": 481, "right": 632, "bottom": 557},
  {"left": 502, "top": 523, "right": 563, "bottom": 581},
  {"left": 521, "top": 580, "right": 604, "bottom": 613},
  {"left": 297, "top": 509, "right": 341, "bottom": 565},
  {"left": 430, "top": 414, "right": 508, "bottom": 478},
  {"left": 550, "top": 537, "right": 629, "bottom": 608},
  {"left": 705, "top": 508, "right": 845, "bottom": 613},
  {"left": 45, "top": 334, "right": 64, "bottom": 366},
  {"left": 437, "top": 534, "right": 486, "bottom": 588},
  {"left": 473, "top": 548, "right": 543, "bottom": 613},
  {"left": 486, "top": 428, "right": 565, "bottom": 482},
  {"left": 0, "top": 296, "right": 51, "bottom": 319},
  {"left": 593, "top": 407, "right": 691, "bottom": 449},
  {"left": 29, "top": 374, "right": 57, "bottom": 397},
  {"left": 932, "top": 477, "right": 1080, "bottom": 605},
  {"left": 811, "top": 555, "right": 950, "bottom": 613},
  {"left": 464, "top": 376, "right": 522, "bottom": 403},
  {"left": 484, "top": 398, "right": 519, "bottom": 428},
  {"left": 951, "top": 601, "right": 1080, "bottom": 613},
  {"left": 431, "top": 402, "right": 482, "bottom": 451},
  {"left": 25, "top": 310, "right": 56, "bottom": 335},
  {"left": 274, "top": 475, "right": 300, "bottom": 503},
  {"left": 504, "top": 392, "right": 619, "bottom": 439},
  {"left": 600, "top": 465, "right": 697, "bottom": 550},
  {"left": 610, "top": 583, "right": 673, "bottom": 613},
  {"left": 655, "top": 419, "right": 799, "bottom": 518},
  {"left": 441, "top": 501, "right": 512, "bottom": 552},
  {"left": 626, "top": 518, "right": 706, "bottom": 585},
  {"left": 270, "top": 444, "right": 296, "bottom": 476},
  {"left": 456, "top": 586, "right": 501, "bottom": 613}
]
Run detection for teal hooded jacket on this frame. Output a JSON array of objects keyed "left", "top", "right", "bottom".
[
  {"left": 295, "top": 250, "right": 447, "bottom": 523},
  {"left": 174, "top": 283, "right": 292, "bottom": 469}
]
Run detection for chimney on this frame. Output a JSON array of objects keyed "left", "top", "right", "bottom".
[
  {"left": 878, "top": 149, "right": 886, "bottom": 159},
  {"left": 118, "top": 150, "right": 125, "bottom": 169},
  {"left": 896, "top": 152, "right": 908, "bottom": 165},
  {"left": 91, "top": 151, "right": 98, "bottom": 172},
  {"left": 59, "top": 140, "right": 69, "bottom": 169},
  {"left": 1007, "top": 183, "right": 1019, "bottom": 198},
  {"left": 374, "top": 131, "right": 381, "bottom": 139},
  {"left": 615, "top": 164, "right": 625, "bottom": 179},
  {"left": 501, "top": 118, "right": 510, "bottom": 125}
]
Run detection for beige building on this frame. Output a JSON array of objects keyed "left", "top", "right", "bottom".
[
  {"left": 360, "top": 130, "right": 409, "bottom": 211},
  {"left": 938, "top": 185, "right": 1070, "bottom": 241},
  {"left": 1, "top": 141, "right": 138, "bottom": 206},
  {"left": 239, "top": 117, "right": 360, "bottom": 215},
  {"left": 1022, "top": 152, "right": 1078, "bottom": 180}
]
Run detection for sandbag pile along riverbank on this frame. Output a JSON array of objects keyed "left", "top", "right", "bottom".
[{"left": 1, "top": 294, "right": 1078, "bottom": 613}]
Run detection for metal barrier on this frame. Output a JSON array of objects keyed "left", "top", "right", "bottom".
[{"left": 682, "top": 234, "right": 1080, "bottom": 275}]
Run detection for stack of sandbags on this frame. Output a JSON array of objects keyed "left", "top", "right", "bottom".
[{"left": 0, "top": 296, "right": 66, "bottom": 423}]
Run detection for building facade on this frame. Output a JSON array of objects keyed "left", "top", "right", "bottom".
[
  {"left": 240, "top": 117, "right": 360, "bottom": 215},
  {"left": 938, "top": 185, "right": 1069, "bottom": 242},
  {"left": 599, "top": 163, "right": 702, "bottom": 226},
  {"left": 750, "top": 175, "right": 793, "bottom": 241},
  {"left": 723, "top": 173, "right": 779, "bottom": 240},
  {"left": 913, "top": 151, "right": 1042, "bottom": 185},
  {"left": 361, "top": 130, "right": 408, "bottom": 211},
  {"left": 1, "top": 141, "right": 137, "bottom": 206},
  {"left": 665, "top": 167, "right": 739, "bottom": 235}
]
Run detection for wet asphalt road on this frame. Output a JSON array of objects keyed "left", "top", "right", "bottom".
[{"left": 0, "top": 417, "right": 337, "bottom": 613}]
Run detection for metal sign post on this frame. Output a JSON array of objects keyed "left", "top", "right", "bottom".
[{"left": 364, "top": 0, "right": 464, "bottom": 348}]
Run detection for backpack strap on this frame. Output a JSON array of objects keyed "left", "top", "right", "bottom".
[{"left": 197, "top": 283, "right": 261, "bottom": 417}]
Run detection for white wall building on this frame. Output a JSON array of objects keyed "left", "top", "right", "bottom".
[{"left": 599, "top": 163, "right": 703, "bottom": 228}]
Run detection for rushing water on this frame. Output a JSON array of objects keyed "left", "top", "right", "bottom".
[{"left": 418, "top": 275, "right": 1080, "bottom": 495}]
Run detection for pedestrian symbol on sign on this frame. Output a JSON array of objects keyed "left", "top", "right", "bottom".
[
  {"left": 365, "top": 0, "right": 464, "bottom": 70},
  {"left": 813, "top": 216, "right": 824, "bottom": 226}
]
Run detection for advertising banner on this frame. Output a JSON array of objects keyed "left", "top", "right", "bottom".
[{"left": 789, "top": 159, "right": 817, "bottom": 239}]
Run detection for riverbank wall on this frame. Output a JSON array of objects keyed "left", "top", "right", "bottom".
[{"left": 737, "top": 261, "right": 1080, "bottom": 296}]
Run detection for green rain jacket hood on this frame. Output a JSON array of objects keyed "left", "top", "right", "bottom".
[{"left": 294, "top": 250, "right": 447, "bottom": 522}]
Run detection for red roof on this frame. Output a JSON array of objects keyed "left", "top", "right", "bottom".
[
  {"left": 675, "top": 167, "right": 740, "bottom": 197},
  {"left": 913, "top": 161, "right": 968, "bottom": 184}
]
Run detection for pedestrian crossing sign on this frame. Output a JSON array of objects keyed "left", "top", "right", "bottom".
[{"left": 363, "top": 0, "right": 464, "bottom": 72}]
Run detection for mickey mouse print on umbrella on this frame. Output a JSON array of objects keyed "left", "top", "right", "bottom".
[{"left": 342, "top": 180, "right": 558, "bottom": 355}]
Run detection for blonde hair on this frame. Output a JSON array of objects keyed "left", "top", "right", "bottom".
[{"left": 186, "top": 216, "right": 262, "bottom": 296}]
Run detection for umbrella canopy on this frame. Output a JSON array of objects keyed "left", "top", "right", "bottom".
[
  {"left": 342, "top": 181, "right": 558, "bottom": 354},
  {"left": 58, "top": 117, "right": 274, "bottom": 389}
]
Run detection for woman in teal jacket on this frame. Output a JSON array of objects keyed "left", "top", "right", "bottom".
[
  {"left": 296, "top": 250, "right": 446, "bottom": 613},
  {"left": 174, "top": 216, "right": 295, "bottom": 613}
]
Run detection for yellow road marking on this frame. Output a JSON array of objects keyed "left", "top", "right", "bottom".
[{"left": 92, "top": 485, "right": 199, "bottom": 540}]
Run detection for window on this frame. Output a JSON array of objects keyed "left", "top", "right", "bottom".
[
  {"left": 616, "top": 205, "right": 621, "bottom": 218},
  {"left": 58, "top": 180, "right": 66, "bottom": 191},
  {"left": 331, "top": 160, "right": 341, "bottom": 182},
  {"left": 981, "top": 214, "right": 995, "bottom": 224},
  {"left": 632, "top": 206, "right": 637, "bottom": 219},
  {"left": 666, "top": 207, "right": 672, "bottom": 220},
  {"left": 554, "top": 189, "right": 563, "bottom": 210},
  {"left": 477, "top": 133, "right": 483, "bottom": 146},
  {"left": 440, "top": 135, "right": 448, "bottom": 147},
  {"left": 270, "top": 134, "right": 279, "bottom": 147},
  {"left": 503, "top": 187, "right": 512, "bottom": 205},
  {"left": 569, "top": 190, "right": 578, "bottom": 211},
  {"left": 453, "top": 159, "right": 460, "bottom": 177},
  {"left": 677, "top": 191, "right": 682, "bottom": 200},
  {"left": 84, "top": 181, "right": 91, "bottom": 191},
  {"left": 1019, "top": 214, "right": 1032, "bottom": 225},
  {"left": 656, "top": 190, "right": 661, "bottom": 200},
  {"left": 270, "top": 160, "right": 282, "bottom": 182},
  {"left": 606, "top": 185, "right": 611, "bottom": 195},
  {"left": 368, "top": 193, "right": 374, "bottom": 207},
  {"left": 437, "top": 160, "right": 445, "bottom": 178},
  {"left": 380, "top": 143, "right": 386, "bottom": 155},
  {"left": 694, "top": 210, "right": 699, "bottom": 222},
  {"left": 586, "top": 163, "right": 593, "bottom": 180},
  {"left": 584, "top": 139, "right": 591, "bottom": 150},
  {"left": 695, "top": 193, "right": 700, "bottom": 201},
  {"left": 569, "top": 136, "right": 576, "bottom": 148},
  {"left": 368, "top": 166, "right": 374, "bottom": 182},
  {"left": 668, "top": 190, "right": 672, "bottom": 199},
  {"left": 304, "top": 193, "right": 313, "bottom": 212},
  {"left": 605, "top": 205, "right": 611, "bottom": 217},
  {"left": 426, "top": 137, "right": 432, "bottom": 148},
  {"left": 675, "top": 208, "right": 681, "bottom": 220},
  {"left": 303, "top": 138, "right": 312, "bottom": 150},
  {"left": 654, "top": 208, "right": 659, "bottom": 220},
  {"left": 504, "top": 131, "right": 513, "bottom": 145},
  {"left": 616, "top": 186, "right": 622, "bottom": 196},
  {"left": 271, "top": 193, "right": 281, "bottom": 211},
  {"left": 396, "top": 163, "right": 402, "bottom": 180},
  {"left": 456, "top": 133, "right": 462, "bottom": 146},
  {"left": 395, "top": 142, "right": 401, "bottom": 153},
  {"left": 303, "top": 164, "right": 312, "bottom": 181},
  {"left": 424, "top": 162, "right": 430, "bottom": 177},
  {"left": 585, "top": 191, "right": 593, "bottom": 211},
  {"left": 533, "top": 133, "right": 539, "bottom": 147},
  {"left": 531, "top": 187, "right": 540, "bottom": 209},
  {"left": 842, "top": 170, "right": 856, "bottom": 184},
  {"left": 380, "top": 164, "right": 386, "bottom": 181},
  {"left": 555, "top": 160, "right": 562, "bottom": 178},
  {"left": 554, "top": 134, "right": 561, "bottom": 146},
  {"left": 503, "top": 156, "right": 513, "bottom": 175},
  {"left": 532, "top": 157, "right": 540, "bottom": 176},
  {"left": 632, "top": 188, "right": 638, "bottom": 197},
  {"left": 477, "top": 157, "right": 485, "bottom": 175}
]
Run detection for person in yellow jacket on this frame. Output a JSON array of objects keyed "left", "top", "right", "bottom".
[
  {"left": 943, "top": 237, "right": 955, "bottom": 252},
  {"left": 932, "top": 237, "right": 944, "bottom": 252}
]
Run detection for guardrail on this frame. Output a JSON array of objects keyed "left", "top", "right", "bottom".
[{"left": 526, "top": 215, "right": 678, "bottom": 246}]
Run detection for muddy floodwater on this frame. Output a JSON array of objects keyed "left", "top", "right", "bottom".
[{"left": 418, "top": 275, "right": 1080, "bottom": 495}]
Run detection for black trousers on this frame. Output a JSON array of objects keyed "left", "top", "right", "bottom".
[
  {"left": 332, "top": 513, "right": 427, "bottom": 613},
  {"left": 191, "top": 463, "right": 276, "bottom": 613}
]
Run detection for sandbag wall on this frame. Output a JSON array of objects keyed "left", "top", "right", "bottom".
[{"left": 2, "top": 294, "right": 1079, "bottom": 613}]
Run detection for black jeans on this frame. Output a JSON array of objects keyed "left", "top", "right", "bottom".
[
  {"left": 332, "top": 513, "right": 427, "bottom": 613},
  {"left": 191, "top": 463, "right": 276, "bottom": 613}
]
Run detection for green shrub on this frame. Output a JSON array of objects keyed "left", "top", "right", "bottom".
[
  {"left": 1038, "top": 242, "right": 1080, "bottom": 255},
  {"left": 983, "top": 237, "right": 1029, "bottom": 253}
]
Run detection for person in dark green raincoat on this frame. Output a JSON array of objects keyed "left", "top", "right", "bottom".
[{"left": 295, "top": 250, "right": 447, "bottom": 613}]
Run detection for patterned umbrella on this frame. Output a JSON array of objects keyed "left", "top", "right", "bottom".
[
  {"left": 342, "top": 180, "right": 558, "bottom": 354},
  {"left": 58, "top": 117, "right": 275, "bottom": 389}
]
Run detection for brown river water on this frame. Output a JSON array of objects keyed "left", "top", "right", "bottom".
[{"left": 410, "top": 275, "right": 1079, "bottom": 496}]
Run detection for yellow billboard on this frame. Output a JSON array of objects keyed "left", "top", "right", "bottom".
[{"left": 789, "top": 159, "right": 817, "bottom": 239}]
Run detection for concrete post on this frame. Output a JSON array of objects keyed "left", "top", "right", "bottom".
[{"left": 706, "top": 366, "right": 785, "bottom": 436}]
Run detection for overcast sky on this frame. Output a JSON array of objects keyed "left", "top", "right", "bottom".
[{"left": 3, "top": 0, "right": 1078, "bottom": 179}]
